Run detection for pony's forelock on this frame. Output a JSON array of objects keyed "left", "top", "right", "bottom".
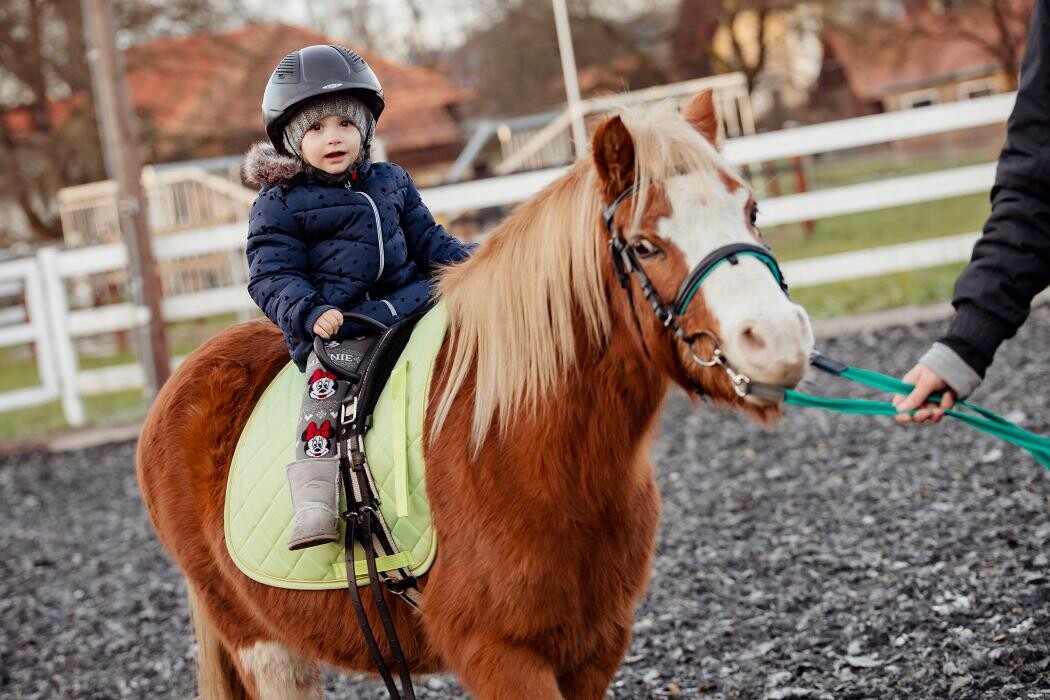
[
  {"left": 620, "top": 104, "right": 740, "bottom": 241},
  {"left": 430, "top": 101, "right": 736, "bottom": 451}
]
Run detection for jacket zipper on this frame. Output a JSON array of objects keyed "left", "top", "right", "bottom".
[
  {"left": 357, "top": 190, "right": 385, "bottom": 281},
  {"left": 364, "top": 291, "right": 398, "bottom": 318},
  {"left": 354, "top": 188, "right": 395, "bottom": 318}
]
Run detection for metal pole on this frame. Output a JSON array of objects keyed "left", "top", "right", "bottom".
[
  {"left": 552, "top": 0, "right": 587, "bottom": 158},
  {"left": 82, "top": 0, "right": 171, "bottom": 394}
]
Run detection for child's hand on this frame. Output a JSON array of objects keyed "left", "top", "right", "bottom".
[{"left": 312, "top": 309, "right": 344, "bottom": 339}]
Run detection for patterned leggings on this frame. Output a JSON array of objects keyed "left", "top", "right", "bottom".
[{"left": 295, "top": 340, "right": 362, "bottom": 460}]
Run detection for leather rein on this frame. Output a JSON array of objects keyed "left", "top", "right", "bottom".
[{"left": 602, "top": 183, "right": 792, "bottom": 403}]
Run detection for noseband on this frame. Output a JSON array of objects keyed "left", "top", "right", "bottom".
[{"left": 602, "top": 183, "right": 791, "bottom": 403}]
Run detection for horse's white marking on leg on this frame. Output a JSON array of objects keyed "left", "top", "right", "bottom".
[{"left": 237, "top": 641, "right": 323, "bottom": 700}]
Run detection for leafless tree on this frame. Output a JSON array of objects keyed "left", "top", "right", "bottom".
[
  {"left": 0, "top": 0, "right": 241, "bottom": 243},
  {"left": 673, "top": 0, "right": 804, "bottom": 95},
  {"left": 823, "top": 0, "right": 1032, "bottom": 91},
  {"left": 904, "top": 0, "right": 1030, "bottom": 89},
  {"left": 446, "top": 0, "right": 673, "bottom": 117},
  {"left": 324, "top": 0, "right": 471, "bottom": 69}
]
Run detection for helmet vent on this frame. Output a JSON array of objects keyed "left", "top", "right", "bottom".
[
  {"left": 332, "top": 45, "right": 368, "bottom": 73},
  {"left": 273, "top": 53, "right": 300, "bottom": 84}
]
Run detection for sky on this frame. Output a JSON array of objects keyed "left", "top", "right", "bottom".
[
  {"left": 242, "top": 0, "right": 488, "bottom": 59},
  {"left": 243, "top": 0, "right": 676, "bottom": 61}
]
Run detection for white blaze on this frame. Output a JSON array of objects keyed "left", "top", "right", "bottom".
[{"left": 658, "top": 173, "right": 813, "bottom": 386}]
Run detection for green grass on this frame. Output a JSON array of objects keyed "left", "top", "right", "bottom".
[
  {"left": 0, "top": 352, "right": 43, "bottom": 392},
  {"left": 791, "top": 262, "right": 966, "bottom": 319},
  {"left": 0, "top": 313, "right": 242, "bottom": 392},
  {"left": 0, "top": 313, "right": 245, "bottom": 443},
  {"left": 809, "top": 151, "right": 997, "bottom": 189},
  {"left": 0, "top": 390, "right": 147, "bottom": 443},
  {"left": 755, "top": 177, "right": 986, "bottom": 321},
  {"left": 746, "top": 149, "right": 998, "bottom": 198},
  {"left": 765, "top": 193, "right": 988, "bottom": 261}
]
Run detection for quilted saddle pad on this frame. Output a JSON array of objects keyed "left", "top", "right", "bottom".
[{"left": 224, "top": 304, "right": 447, "bottom": 590}]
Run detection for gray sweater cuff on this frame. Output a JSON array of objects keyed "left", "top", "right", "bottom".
[{"left": 918, "top": 342, "right": 983, "bottom": 399}]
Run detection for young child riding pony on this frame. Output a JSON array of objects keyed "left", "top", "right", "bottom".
[{"left": 244, "top": 45, "right": 473, "bottom": 550}]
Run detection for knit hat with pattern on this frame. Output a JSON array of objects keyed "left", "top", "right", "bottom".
[{"left": 282, "top": 93, "right": 375, "bottom": 168}]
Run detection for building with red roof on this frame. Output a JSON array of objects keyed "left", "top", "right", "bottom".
[
  {"left": 128, "top": 22, "right": 473, "bottom": 183},
  {"left": 817, "top": 0, "right": 1030, "bottom": 116},
  {"left": 4, "top": 22, "right": 474, "bottom": 185}
]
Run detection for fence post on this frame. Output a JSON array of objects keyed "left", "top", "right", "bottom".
[
  {"left": 23, "top": 264, "right": 59, "bottom": 401},
  {"left": 36, "top": 247, "right": 86, "bottom": 427}
]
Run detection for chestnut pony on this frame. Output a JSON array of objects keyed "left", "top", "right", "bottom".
[{"left": 137, "top": 91, "right": 813, "bottom": 699}]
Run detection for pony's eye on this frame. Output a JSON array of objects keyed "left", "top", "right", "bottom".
[
  {"left": 631, "top": 237, "right": 661, "bottom": 259},
  {"left": 749, "top": 204, "right": 759, "bottom": 227}
]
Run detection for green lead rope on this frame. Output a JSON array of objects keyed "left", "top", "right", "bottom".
[{"left": 784, "top": 354, "right": 1050, "bottom": 470}]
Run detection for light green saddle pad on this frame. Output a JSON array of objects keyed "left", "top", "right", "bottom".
[{"left": 224, "top": 304, "right": 447, "bottom": 590}]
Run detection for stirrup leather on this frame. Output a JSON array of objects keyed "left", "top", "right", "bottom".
[{"left": 316, "top": 312, "right": 423, "bottom": 700}]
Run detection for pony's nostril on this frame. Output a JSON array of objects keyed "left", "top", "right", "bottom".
[{"left": 740, "top": 326, "right": 767, "bottom": 353}]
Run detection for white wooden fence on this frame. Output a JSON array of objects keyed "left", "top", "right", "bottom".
[
  {"left": 493, "top": 73, "right": 756, "bottom": 175},
  {"left": 0, "top": 92, "right": 1017, "bottom": 426}
]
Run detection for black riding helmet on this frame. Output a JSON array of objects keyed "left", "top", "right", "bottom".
[{"left": 262, "top": 44, "right": 385, "bottom": 157}]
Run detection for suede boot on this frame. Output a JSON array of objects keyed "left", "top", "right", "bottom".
[{"left": 285, "top": 458, "right": 341, "bottom": 550}]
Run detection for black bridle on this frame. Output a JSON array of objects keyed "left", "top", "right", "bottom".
[{"left": 603, "top": 183, "right": 792, "bottom": 403}]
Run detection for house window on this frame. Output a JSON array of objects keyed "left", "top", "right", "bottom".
[
  {"left": 957, "top": 79, "right": 997, "bottom": 100},
  {"left": 899, "top": 89, "right": 940, "bottom": 109}
]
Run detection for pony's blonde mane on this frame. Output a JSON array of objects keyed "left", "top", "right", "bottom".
[{"left": 431, "top": 101, "right": 738, "bottom": 450}]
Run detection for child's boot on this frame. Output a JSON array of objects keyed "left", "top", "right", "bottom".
[{"left": 285, "top": 458, "right": 341, "bottom": 550}]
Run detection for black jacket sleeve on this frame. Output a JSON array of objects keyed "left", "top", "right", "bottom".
[{"left": 939, "top": 0, "right": 1050, "bottom": 377}]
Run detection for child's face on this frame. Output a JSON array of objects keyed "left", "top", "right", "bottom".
[{"left": 300, "top": 114, "right": 363, "bottom": 175}]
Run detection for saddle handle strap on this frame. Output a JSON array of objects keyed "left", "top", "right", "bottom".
[{"left": 312, "top": 312, "right": 391, "bottom": 377}]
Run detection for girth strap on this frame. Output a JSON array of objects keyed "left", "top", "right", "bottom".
[{"left": 342, "top": 434, "right": 422, "bottom": 608}]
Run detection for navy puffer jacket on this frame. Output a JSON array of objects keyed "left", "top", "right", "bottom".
[{"left": 244, "top": 143, "right": 473, "bottom": 370}]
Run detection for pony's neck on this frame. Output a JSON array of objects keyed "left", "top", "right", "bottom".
[{"left": 523, "top": 297, "right": 668, "bottom": 504}]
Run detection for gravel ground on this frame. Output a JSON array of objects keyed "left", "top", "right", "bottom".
[{"left": 2, "top": 307, "right": 1049, "bottom": 699}]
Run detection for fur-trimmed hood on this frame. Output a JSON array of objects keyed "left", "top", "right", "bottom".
[
  {"left": 242, "top": 142, "right": 302, "bottom": 189},
  {"left": 242, "top": 142, "right": 375, "bottom": 190}
]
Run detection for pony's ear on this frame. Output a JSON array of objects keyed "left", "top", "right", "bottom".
[
  {"left": 683, "top": 90, "right": 719, "bottom": 146},
  {"left": 592, "top": 115, "right": 635, "bottom": 201}
]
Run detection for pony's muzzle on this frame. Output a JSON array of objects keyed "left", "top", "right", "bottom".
[{"left": 726, "top": 306, "right": 813, "bottom": 390}]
